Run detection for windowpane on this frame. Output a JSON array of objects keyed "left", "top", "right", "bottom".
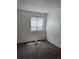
[
  {"left": 31, "top": 17, "right": 44, "bottom": 31},
  {"left": 31, "top": 17, "right": 37, "bottom": 27},
  {"left": 37, "top": 18, "right": 43, "bottom": 31},
  {"left": 31, "top": 26, "right": 37, "bottom": 31},
  {"left": 38, "top": 27, "right": 43, "bottom": 31},
  {"left": 37, "top": 20, "right": 43, "bottom": 27}
]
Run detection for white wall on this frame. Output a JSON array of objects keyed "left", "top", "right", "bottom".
[
  {"left": 17, "top": 9, "right": 47, "bottom": 43},
  {"left": 46, "top": 8, "right": 61, "bottom": 48},
  {"left": 17, "top": 0, "right": 61, "bottom": 13}
]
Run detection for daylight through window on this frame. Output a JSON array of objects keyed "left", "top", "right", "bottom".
[{"left": 31, "top": 17, "right": 44, "bottom": 31}]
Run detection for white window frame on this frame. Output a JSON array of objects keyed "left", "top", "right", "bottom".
[{"left": 31, "top": 17, "right": 44, "bottom": 32}]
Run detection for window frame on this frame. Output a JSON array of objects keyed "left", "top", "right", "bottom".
[{"left": 31, "top": 16, "right": 44, "bottom": 32}]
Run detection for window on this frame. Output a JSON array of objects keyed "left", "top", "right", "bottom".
[{"left": 31, "top": 17, "right": 44, "bottom": 31}]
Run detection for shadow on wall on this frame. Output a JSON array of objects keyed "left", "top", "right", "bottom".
[{"left": 46, "top": 8, "right": 61, "bottom": 48}]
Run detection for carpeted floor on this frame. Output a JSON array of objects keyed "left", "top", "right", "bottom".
[{"left": 17, "top": 41, "right": 61, "bottom": 59}]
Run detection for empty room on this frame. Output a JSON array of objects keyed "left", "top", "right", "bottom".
[{"left": 17, "top": 0, "right": 61, "bottom": 59}]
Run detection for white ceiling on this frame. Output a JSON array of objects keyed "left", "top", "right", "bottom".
[{"left": 17, "top": 0, "right": 61, "bottom": 13}]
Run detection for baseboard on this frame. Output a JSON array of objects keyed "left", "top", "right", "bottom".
[{"left": 46, "top": 39, "right": 61, "bottom": 49}]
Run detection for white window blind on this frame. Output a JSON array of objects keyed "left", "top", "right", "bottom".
[{"left": 31, "top": 17, "right": 44, "bottom": 31}]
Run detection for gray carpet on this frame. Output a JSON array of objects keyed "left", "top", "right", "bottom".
[{"left": 17, "top": 41, "right": 61, "bottom": 59}]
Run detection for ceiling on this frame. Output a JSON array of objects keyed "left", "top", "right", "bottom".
[{"left": 17, "top": 0, "right": 61, "bottom": 13}]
